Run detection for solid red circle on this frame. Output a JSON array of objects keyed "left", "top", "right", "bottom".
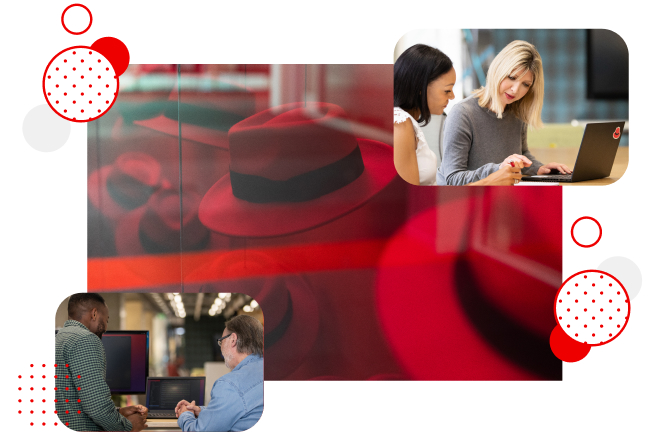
[
  {"left": 570, "top": 216, "right": 602, "bottom": 248},
  {"left": 91, "top": 37, "right": 130, "bottom": 76},
  {"left": 550, "top": 325, "right": 591, "bottom": 362},
  {"left": 61, "top": 4, "right": 93, "bottom": 35}
]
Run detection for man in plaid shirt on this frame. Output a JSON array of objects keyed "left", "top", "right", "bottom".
[{"left": 55, "top": 293, "right": 148, "bottom": 431}]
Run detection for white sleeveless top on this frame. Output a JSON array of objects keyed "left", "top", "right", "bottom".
[{"left": 393, "top": 107, "right": 438, "bottom": 185}]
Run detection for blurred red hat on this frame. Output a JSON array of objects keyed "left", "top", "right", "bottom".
[
  {"left": 88, "top": 152, "right": 164, "bottom": 220},
  {"left": 185, "top": 250, "right": 319, "bottom": 380},
  {"left": 115, "top": 188, "right": 209, "bottom": 255},
  {"left": 375, "top": 200, "right": 561, "bottom": 380},
  {"left": 198, "top": 102, "right": 396, "bottom": 237}
]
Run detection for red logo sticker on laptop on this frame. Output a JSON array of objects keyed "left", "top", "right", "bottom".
[{"left": 613, "top": 127, "right": 621, "bottom": 139}]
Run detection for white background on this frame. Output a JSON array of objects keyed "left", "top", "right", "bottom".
[{"left": 1, "top": 1, "right": 650, "bottom": 442}]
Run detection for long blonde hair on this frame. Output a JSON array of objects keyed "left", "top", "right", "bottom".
[{"left": 474, "top": 40, "right": 544, "bottom": 128}]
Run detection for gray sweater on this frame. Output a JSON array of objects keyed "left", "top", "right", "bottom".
[{"left": 436, "top": 96, "right": 543, "bottom": 185}]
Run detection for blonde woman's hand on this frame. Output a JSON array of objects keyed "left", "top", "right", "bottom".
[
  {"left": 481, "top": 164, "right": 523, "bottom": 186},
  {"left": 537, "top": 162, "right": 572, "bottom": 175},
  {"left": 499, "top": 154, "right": 532, "bottom": 170}
]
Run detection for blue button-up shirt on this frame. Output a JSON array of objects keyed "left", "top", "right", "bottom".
[{"left": 178, "top": 354, "right": 263, "bottom": 432}]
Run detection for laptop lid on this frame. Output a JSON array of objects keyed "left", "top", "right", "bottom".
[
  {"left": 570, "top": 121, "right": 625, "bottom": 182},
  {"left": 146, "top": 377, "right": 206, "bottom": 412}
]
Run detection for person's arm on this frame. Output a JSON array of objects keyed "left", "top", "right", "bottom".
[
  {"left": 393, "top": 119, "right": 420, "bottom": 185},
  {"left": 177, "top": 380, "right": 244, "bottom": 432},
  {"left": 67, "top": 335, "right": 133, "bottom": 431},
  {"left": 439, "top": 109, "right": 500, "bottom": 185},
  {"left": 520, "top": 123, "right": 544, "bottom": 175}
]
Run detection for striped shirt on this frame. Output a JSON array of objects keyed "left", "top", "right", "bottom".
[{"left": 55, "top": 320, "right": 132, "bottom": 431}]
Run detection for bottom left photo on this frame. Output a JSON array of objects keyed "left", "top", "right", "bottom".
[{"left": 54, "top": 292, "right": 264, "bottom": 432}]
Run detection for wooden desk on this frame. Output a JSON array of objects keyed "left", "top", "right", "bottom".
[
  {"left": 527, "top": 146, "right": 628, "bottom": 186},
  {"left": 143, "top": 418, "right": 182, "bottom": 432}
]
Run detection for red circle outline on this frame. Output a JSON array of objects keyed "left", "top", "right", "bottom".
[
  {"left": 570, "top": 216, "right": 602, "bottom": 248},
  {"left": 553, "top": 269, "right": 630, "bottom": 346},
  {"left": 61, "top": 4, "right": 92, "bottom": 35},
  {"left": 42, "top": 46, "right": 119, "bottom": 123}
]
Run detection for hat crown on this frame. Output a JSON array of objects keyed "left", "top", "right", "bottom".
[{"left": 229, "top": 102, "right": 358, "bottom": 181}]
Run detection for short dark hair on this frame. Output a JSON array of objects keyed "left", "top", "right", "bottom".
[
  {"left": 225, "top": 315, "right": 264, "bottom": 357},
  {"left": 394, "top": 44, "right": 453, "bottom": 126},
  {"left": 68, "top": 293, "right": 107, "bottom": 321}
]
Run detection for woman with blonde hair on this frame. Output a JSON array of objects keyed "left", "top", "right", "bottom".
[
  {"left": 394, "top": 43, "right": 524, "bottom": 186},
  {"left": 437, "top": 40, "right": 571, "bottom": 185}
]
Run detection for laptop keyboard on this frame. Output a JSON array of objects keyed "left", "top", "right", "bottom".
[
  {"left": 522, "top": 174, "right": 573, "bottom": 182},
  {"left": 148, "top": 412, "right": 175, "bottom": 418}
]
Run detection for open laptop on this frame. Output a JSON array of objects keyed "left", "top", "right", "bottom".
[
  {"left": 521, "top": 121, "right": 625, "bottom": 183},
  {"left": 145, "top": 377, "right": 206, "bottom": 419}
]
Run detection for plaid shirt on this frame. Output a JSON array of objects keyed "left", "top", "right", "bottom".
[{"left": 55, "top": 320, "right": 132, "bottom": 431}]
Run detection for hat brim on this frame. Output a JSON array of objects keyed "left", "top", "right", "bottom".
[
  {"left": 115, "top": 205, "right": 211, "bottom": 257},
  {"left": 198, "top": 138, "right": 396, "bottom": 237},
  {"left": 134, "top": 115, "right": 230, "bottom": 149}
]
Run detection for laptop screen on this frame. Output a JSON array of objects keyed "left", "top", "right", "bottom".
[{"left": 146, "top": 377, "right": 205, "bottom": 411}]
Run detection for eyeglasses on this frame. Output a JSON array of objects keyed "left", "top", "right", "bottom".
[{"left": 217, "top": 333, "right": 232, "bottom": 347}]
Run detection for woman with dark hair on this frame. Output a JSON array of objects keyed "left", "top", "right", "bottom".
[{"left": 394, "top": 44, "right": 523, "bottom": 185}]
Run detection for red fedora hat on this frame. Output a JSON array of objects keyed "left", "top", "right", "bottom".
[
  {"left": 88, "top": 152, "right": 164, "bottom": 220},
  {"left": 115, "top": 188, "right": 210, "bottom": 256},
  {"left": 375, "top": 203, "right": 561, "bottom": 380},
  {"left": 198, "top": 102, "right": 396, "bottom": 237}
]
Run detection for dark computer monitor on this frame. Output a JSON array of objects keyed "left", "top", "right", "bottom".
[
  {"left": 587, "top": 29, "right": 629, "bottom": 100},
  {"left": 101, "top": 331, "right": 149, "bottom": 394}
]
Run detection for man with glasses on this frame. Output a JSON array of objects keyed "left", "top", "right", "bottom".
[{"left": 174, "top": 315, "right": 264, "bottom": 432}]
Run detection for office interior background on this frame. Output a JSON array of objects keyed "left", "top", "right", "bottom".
[{"left": 55, "top": 293, "right": 263, "bottom": 406}]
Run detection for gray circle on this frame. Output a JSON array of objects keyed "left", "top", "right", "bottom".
[
  {"left": 598, "top": 256, "right": 643, "bottom": 299},
  {"left": 22, "top": 104, "right": 71, "bottom": 152}
]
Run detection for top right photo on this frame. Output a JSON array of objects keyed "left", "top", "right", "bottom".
[{"left": 393, "top": 29, "right": 628, "bottom": 186}]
